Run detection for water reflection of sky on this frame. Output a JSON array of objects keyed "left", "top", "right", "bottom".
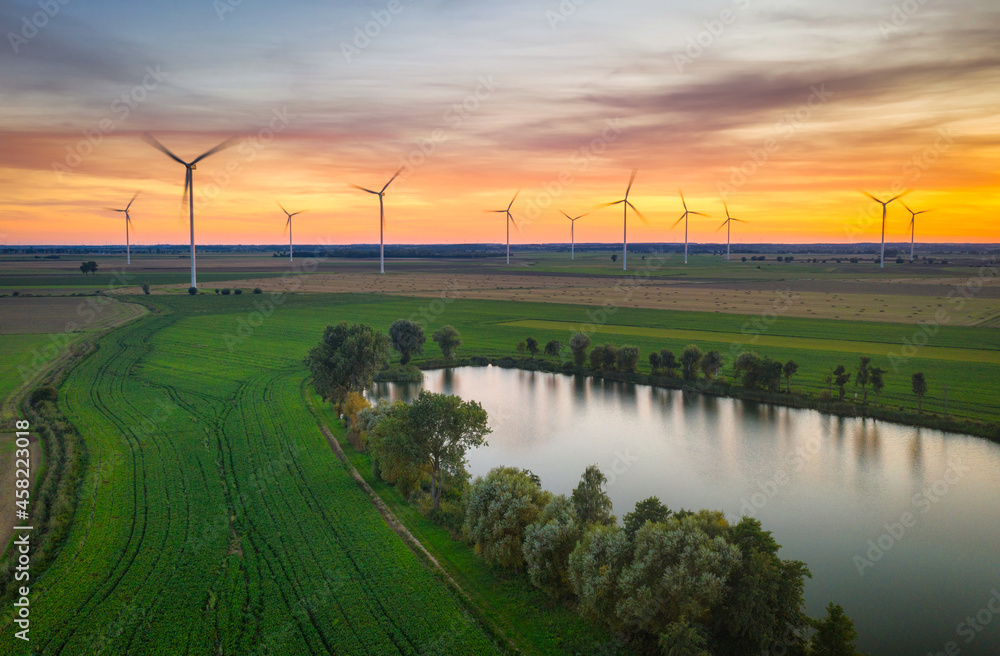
[{"left": 370, "top": 367, "right": 1000, "bottom": 656}]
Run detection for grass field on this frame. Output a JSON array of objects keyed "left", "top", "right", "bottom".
[
  {"left": 0, "top": 251, "right": 997, "bottom": 654},
  {"left": 0, "top": 308, "right": 502, "bottom": 655}
]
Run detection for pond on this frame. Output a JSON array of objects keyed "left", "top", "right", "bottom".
[{"left": 370, "top": 366, "right": 1000, "bottom": 656}]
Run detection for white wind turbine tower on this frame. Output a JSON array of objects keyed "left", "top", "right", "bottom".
[
  {"left": 559, "top": 210, "right": 589, "bottom": 260},
  {"left": 861, "top": 190, "right": 908, "bottom": 268},
  {"left": 671, "top": 190, "right": 708, "bottom": 264},
  {"left": 717, "top": 202, "right": 745, "bottom": 261},
  {"left": 901, "top": 202, "right": 930, "bottom": 261},
  {"left": 596, "top": 169, "right": 647, "bottom": 271},
  {"left": 105, "top": 191, "right": 139, "bottom": 264},
  {"left": 143, "top": 133, "right": 239, "bottom": 289},
  {"left": 278, "top": 203, "right": 308, "bottom": 262},
  {"left": 486, "top": 190, "right": 520, "bottom": 265},
  {"left": 351, "top": 167, "right": 403, "bottom": 274}
]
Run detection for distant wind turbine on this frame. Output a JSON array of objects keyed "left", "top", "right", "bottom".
[
  {"left": 559, "top": 210, "right": 589, "bottom": 260},
  {"left": 351, "top": 167, "right": 403, "bottom": 274},
  {"left": 143, "top": 133, "right": 239, "bottom": 289},
  {"left": 716, "top": 202, "right": 745, "bottom": 261},
  {"left": 105, "top": 191, "right": 139, "bottom": 264},
  {"left": 901, "top": 202, "right": 930, "bottom": 261},
  {"left": 278, "top": 203, "right": 308, "bottom": 262},
  {"left": 671, "top": 191, "right": 708, "bottom": 264},
  {"left": 861, "top": 190, "right": 908, "bottom": 268},
  {"left": 596, "top": 169, "right": 647, "bottom": 271},
  {"left": 486, "top": 190, "right": 520, "bottom": 265}
]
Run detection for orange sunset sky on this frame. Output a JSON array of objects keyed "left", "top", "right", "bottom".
[{"left": 1, "top": 0, "right": 998, "bottom": 246}]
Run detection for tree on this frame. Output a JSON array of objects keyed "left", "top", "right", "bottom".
[
  {"left": 870, "top": 367, "right": 886, "bottom": 406},
  {"left": 522, "top": 495, "right": 583, "bottom": 598},
  {"left": 525, "top": 336, "right": 539, "bottom": 359},
  {"left": 855, "top": 357, "right": 871, "bottom": 404},
  {"left": 648, "top": 351, "right": 662, "bottom": 373},
  {"left": 616, "top": 516, "right": 741, "bottom": 636},
  {"left": 589, "top": 344, "right": 606, "bottom": 370},
  {"left": 141, "top": 283, "right": 150, "bottom": 295},
  {"left": 681, "top": 344, "right": 703, "bottom": 380},
  {"left": 569, "top": 332, "right": 591, "bottom": 367},
  {"left": 304, "top": 322, "right": 390, "bottom": 410},
  {"left": 617, "top": 345, "right": 640, "bottom": 374},
  {"left": 432, "top": 325, "right": 462, "bottom": 358},
  {"left": 79, "top": 261, "right": 98, "bottom": 275},
  {"left": 711, "top": 517, "right": 811, "bottom": 656},
  {"left": 660, "top": 350, "right": 679, "bottom": 378},
  {"left": 911, "top": 372, "right": 927, "bottom": 412},
  {"left": 388, "top": 319, "right": 425, "bottom": 365},
  {"left": 409, "top": 391, "right": 491, "bottom": 510},
  {"left": 810, "top": 603, "right": 865, "bottom": 656},
  {"left": 700, "top": 350, "right": 723, "bottom": 381},
  {"left": 622, "top": 496, "right": 672, "bottom": 539},
  {"left": 544, "top": 340, "right": 562, "bottom": 358},
  {"left": 601, "top": 343, "right": 618, "bottom": 371},
  {"left": 783, "top": 360, "right": 799, "bottom": 393},
  {"left": 571, "top": 464, "right": 615, "bottom": 527},
  {"left": 832, "top": 365, "right": 851, "bottom": 402},
  {"left": 568, "top": 524, "right": 633, "bottom": 628},
  {"left": 611, "top": 253, "right": 618, "bottom": 263},
  {"left": 465, "top": 466, "right": 551, "bottom": 569},
  {"left": 517, "top": 341, "right": 527, "bottom": 356},
  {"left": 365, "top": 401, "right": 425, "bottom": 497}
]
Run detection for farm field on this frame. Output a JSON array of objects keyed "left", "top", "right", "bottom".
[
  {"left": 0, "top": 257, "right": 998, "bottom": 654},
  {"left": 0, "top": 308, "right": 502, "bottom": 655}
]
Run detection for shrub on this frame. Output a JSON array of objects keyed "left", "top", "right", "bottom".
[
  {"left": 470, "top": 355, "right": 489, "bottom": 366},
  {"left": 234, "top": 288, "right": 243, "bottom": 295},
  {"left": 253, "top": 287, "right": 263, "bottom": 294},
  {"left": 523, "top": 495, "right": 582, "bottom": 598},
  {"left": 188, "top": 287, "right": 198, "bottom": 295},
  {"left": 30, "top": 385, "right": 59, "bottom": 406},
  {"left": 141, "top": 283, "right": 150, "bottom": 295},
  {"left": 221, "top": 288, "right": 231, "bottom": 295}
]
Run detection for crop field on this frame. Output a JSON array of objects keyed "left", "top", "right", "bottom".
[
  {"left": 1, "top": 258, "right": 997, "bottom": 654},
  {"left": 0, "top": 309, "right": 501, "bottom": 655}
]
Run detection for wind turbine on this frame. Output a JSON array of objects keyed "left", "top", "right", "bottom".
[
  {"left": 105, "top": 191, "right": 139, "bottom": 264},
  {"left": 901, "top": 202, "right": 930, "bottom": 261},
  {"left": 351, "top": 167, "right": 403, "bottom": 274},
  {"left": 671, "top": 191, "right": 708, "bottom": 264},
  {"left": 596, "top": 169, "right": 647, "bottom": 271},
  {"left": 861, "top": 190, "right": 907, "bottom": 268},
  {"left": 278, "top": 203, "right": 308, "bottom": 262},
  {"left": 716, "top": 202, "right": 745, "bottom": 261},
  {"left": 143, "top": 133, "right": 239, "bottom": 289},
  {"left": 486, "top": 190, "right": 520, "bottom": 265},
  {"left": 559, "top": 210, "right": 589, "bottom": 260}
]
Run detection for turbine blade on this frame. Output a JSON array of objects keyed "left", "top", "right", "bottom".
[
  {"left": 278, "top": 201, "right": 288, "bottom": 214},
  {"left": 625, "top": 168, "right": 637, "bottom": 198},
  {"left": 509, "top": 213, "right": 519, "bottom": 232},
  {"left": 142, "top": 132, "right": 187, "bottom": 165},
  {"left": 861, "top": 190, "right": 881, "bottom": 203},
  {"left": 284, "top": 217, "right": 291, "bottom": 235},
  {"left": 351, "top": 184, "right": 379, "bottom": 194},
  {"left": 724, "top": 201, "right": 731, "bottom": 219},
  {"left": 507, "top": 189, "right": 521, "bottom": 211},
  {"left": 486, "top": 209, "right": 506, "bottom": 213},
  {"left": 595, "top": 200, "right": 623, "bottom": 209},
  {"left": 888, "top": 189, "right": 911, "bottom": 203},
  {"left": 560, "top": 210, "right": 573, "bottom": 220},
  {"left": 575, "top": 211, "right": 590, "bottom": 220},
  {"left": 292, "top": 210, "right": 308, "bottom": 216},
  {"left": 105, "top": 207, "right": 123, "bottom": 212},
  {"left": 191, "top": 136, "right": 240, "bottom": 164},
  {"left": 381, "top": 166, "right": 404, "bottom": 193},
  {"left": 679, "top": 190, "right": 688, "bottom": 211},
  {"left": 626, "top": 201, "right": 649, "bottom": 224},
  {"left": 126, "top": 191, "right": 140, "bottom": 210},
  {"left": 690, "top": 211, "right": 710, "bottom": 217},
  {"left": 732, "top": 217, "right": 746, "bottom": 223},
  {"left": 671, "top": 216, "right": 684, "bottom": 229},
  {"left": 717, "top": 219, "right": 729, "bottom": 231}
]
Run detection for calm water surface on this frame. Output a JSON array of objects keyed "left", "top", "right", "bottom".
[{"left": 371, "top": 366, "right": 1000, "bottom": 656}]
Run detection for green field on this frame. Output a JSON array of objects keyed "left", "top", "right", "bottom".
[
  {"left": 0, "top": 308, "right": 502, "bottom": 655},
  {"left": 1, "top": 285, "right": 997, "bottom": 654}
]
